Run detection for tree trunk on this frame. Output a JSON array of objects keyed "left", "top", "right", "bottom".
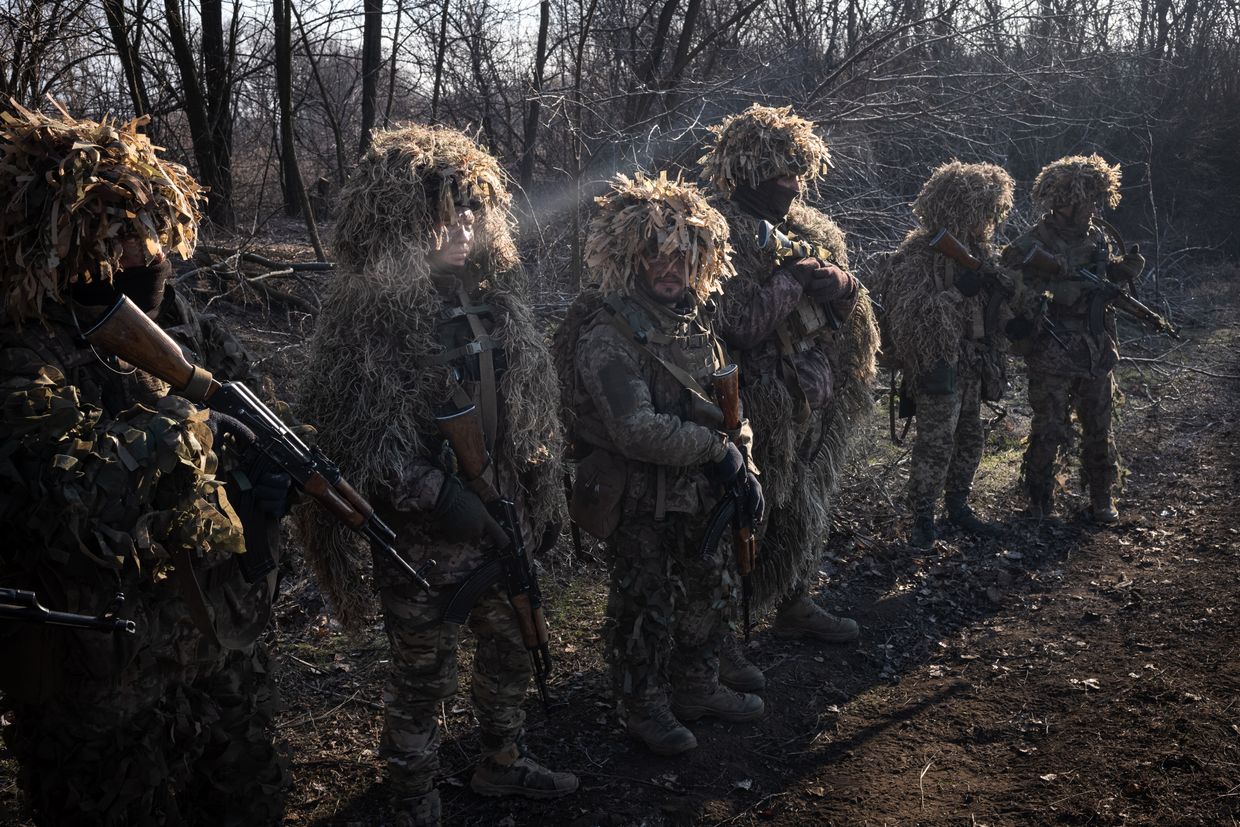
[
  {"left": 359, "top": 0, "right": 383, "bottom": 155},
  {"left": 274, "top": 0, "right": 303, "bottom": 217},
  {"left": 518, "top": 0, "right": 551, "bottom": 192},
  {"left": 431, "top": 0, "right": 451, "bottom": 120},
  {"left": 101, "top": 0, "right": 152, "bottom": 125}
]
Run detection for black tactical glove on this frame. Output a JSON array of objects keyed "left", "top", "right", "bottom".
[
  {"left": 432, "top": 475, "right": 490, "bottom": 544},
  {"left": 704, "top": 442, "right": 746, "bottom": 488},
  {"left": 805, "top": 264, "right": 856, "bottom": 304},
  {"left": 954, "top": 267, "right": 983, "bottom": 298},
  {"left": 780, "top": 257, "right": 829, "bottom": 288},
  {"left": 1005, "top": 315, "right": 1036, "bottom": 341},
  {"left": 742, "top": 471, "right": 765, "bottom": 524},
  {"left": 1107, "top": 250, "right": 1145, "bottom": 283},
  {"left": 251, "top": 469, "right": 296, "bottom": 518}
]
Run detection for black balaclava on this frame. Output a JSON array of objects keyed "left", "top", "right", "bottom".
[
  {"left": 731, "top": 177, "right": 799, "bottom": 223},
  {"left": 70, "top": 258, "right": 173, "bottom": 313}
]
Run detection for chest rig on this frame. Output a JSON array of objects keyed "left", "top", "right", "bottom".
[{"left": 421, "top": 288, "right": 508, "bottom": 451}]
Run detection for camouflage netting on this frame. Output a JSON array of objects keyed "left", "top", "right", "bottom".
[
  {"left": 296, "top": 124, "right": 563, "bottom": 630},
  {"left": 1031, "top": 153, "right": 1122, "bottom": 212},
  {"left": 0, "top": 99, "right": 203, "bottom": 324},
  {"left": 585, "top": 171, "right": 735, "bottom": 301},
  {"left": 710, "top": 194, "right": 879, "bottom": 612},
  {"left": 698, "top": 104, "right": 832, "bottom": 197},
  {"left": 879, "top": 161, "right": 1015, "bottom": 379}
]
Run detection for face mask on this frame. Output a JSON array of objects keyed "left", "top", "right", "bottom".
[{"left": 732, "top": 177, "right": 799, "bottom": 222}]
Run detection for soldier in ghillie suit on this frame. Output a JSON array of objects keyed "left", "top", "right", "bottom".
[
  {"left": 698, "top": 105, "right": 879, "bottom": 684},
  {"left": 296, "top": 124, "right": 575, "bottom": 827},
  {"left": 882, "top": 161, "right": 1017, "bottom": 547},
  {"left": 561, "top": 172, "right": 765, "bottom": 756},
  {"left": 1001, "top": 154, "right": 1143, "bottom": 523},
  {"left": 0, "top": 103, "right": 290, "bottom": 826}
]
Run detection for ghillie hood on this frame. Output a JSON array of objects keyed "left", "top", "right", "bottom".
[
  {"left": 699, "top": 105, "right": 832, "bottom": 197},
  {"left": 912, "top": 160, "right": 1014, "bottom": 241},
  {"left": 0, "top": 99, "right": 203, "bottom": 324},
  {"left": 584, "top": 171, "right": 735, "bottom": 302},
  {"left": 1031, "top": 153, "right": 1122, "bottom": 212},
  {"left": 297, "top": 124, "right": 562, "bottom": 630}
]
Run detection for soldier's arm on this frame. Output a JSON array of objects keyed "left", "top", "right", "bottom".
[
  {"left": 378, "top": 459, "right": 446, "bottom": 513},
  {"left": 716, "top": 268, "right": 803, "bottom": 350},
  {"left": 577, "top": 325, "right": 727, "bottom": 468}
]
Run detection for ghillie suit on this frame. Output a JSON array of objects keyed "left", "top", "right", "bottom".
[
  {"left": 0, "top": 103, "right": 288, "bottom": 827},
  {"left": 1001, "top": 154, "right": 1136, "bottom": 521},
  {"left": 700, "top": 105, "right": 879, "bottom": 625},
  {"left": 295, "top": 124, "right": 572, "bottom": 810},
  {"left": 878, "top": 161, "right": 1016, "bottom": 543},
  {"left": 559, "top": 172, "right": 762, "bottom": 742}
]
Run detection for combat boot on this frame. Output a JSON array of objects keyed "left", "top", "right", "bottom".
[
  {"left": 470, "top": 742, "right": 579, "bottom": 799},
  {"left": 626, "top": 704, "right": 698, "bottom": 756},
  {"left": 671, "top": 685, "right": 765, "bottom": 723},
  {"left": 394, "top": 790, "right": 441, "bottom": 827},
  {"left": 909, "top": 510, "right": 938, "bottom": 548},
  {"left": 944, "top": 495, "right": 1000, "bottom": 537},
  {"left": 719, "top": 634, "right": 766, "bottom": 692},
  {"left": 772, "top": 594, "right": 860, "bottom": 643},
  {"left": 1089, "top": 489, "right": 1119, "bottom": 524}
]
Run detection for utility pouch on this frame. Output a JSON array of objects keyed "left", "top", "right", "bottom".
[
  {"left": 979, "top": 350, "right": 1007, "bottom": 403},
  {"left": 569, "top": 449, "right": 628, "bottom": 540},
  {"left": 918, "top": 360, "right": 956, "bottom": 396},
  {"left": 897, "top": 373, "right": 917, "bottom": 419}
]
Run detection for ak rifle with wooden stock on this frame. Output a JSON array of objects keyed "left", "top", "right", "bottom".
[
  {"left": 930, "top": 228, "right": 1069, "bottom": 349},
  {"left": 435, "top": 404, "right": 554, "bottom": 712},
  {"left": 701, "top": 364, "right": 759, "bottom": 639},
  {"left": 81, "top": 295, "right": 432, "bottom": 591},
  {"left": 1022, "top": 244, "right": 1180, "bottom": 339},
  {"left": 757, "top": 219, "right": 843, "bottom": 330}
]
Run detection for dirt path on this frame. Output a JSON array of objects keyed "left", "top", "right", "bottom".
[{"left": 3, "top": 271, "right": 1236, "bottom": 827}]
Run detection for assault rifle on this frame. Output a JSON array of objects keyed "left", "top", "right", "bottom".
[
  {"left": 1, "top": 587, "right": 135, "bottom": 634},
  {"left": 81, "top": 295, "right": 432, "bottom": 591},
  {"left": 436, "top": 404, "right": 554, "bottom": 712},
  {"left": 700, "top": 365, "right": 760, "bottom": 639},
  {"left": 1022, "top": 244, "right": 1180, "bottom": 339},
  {"left": 757, "top": 220, "right": 842, "bottom": 330},
  {"left": 930, "top": 228, "right": 1066, "bottom": 349}
]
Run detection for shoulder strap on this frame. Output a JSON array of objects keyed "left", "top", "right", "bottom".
[{"left": 603, "top": 294, "right": 711, "bottom": 399}]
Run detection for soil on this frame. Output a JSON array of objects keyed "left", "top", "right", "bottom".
[{"left": 2, "top": 237, "right": 1237, "bottom": 826}]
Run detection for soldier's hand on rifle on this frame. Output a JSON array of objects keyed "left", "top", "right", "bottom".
[
  {"left": 1107, "top": 249, "right": 1145, "bottom": 283},
  {"left": 805, "top": 263, "right": 855, "bottom": 304},
  {"left": 252, "top": 469, "right": 297, "bottom": 518},
  {"left": 779, "top": 257, "right": 828, "bottom": 287},
  {"left": 432, "top": 475, "right": 491, "bottom": 544},
  {"left": 704, "top": 443, "right": 746, "bottom": 489}
]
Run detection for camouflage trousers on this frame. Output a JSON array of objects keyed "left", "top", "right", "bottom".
[
  {"left": 0, "top": 576, "right": 287, "bottom": 827},
  {"left": 604, "top": 514, "right": 732, "bottom": 714},
  {"left": 1022, "top": 368, "right": 1119, "bottom": 504},
  {"left": 907, "top": 365, "right": 985, "bottom": 514},
  {"left": 376, "top": 578, "right": 531, "bottom": 797}
]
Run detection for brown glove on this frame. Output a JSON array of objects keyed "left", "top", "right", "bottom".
[
  {"left": 805, "top": 263, "right": 856, "bottom": 304},
  {"left": 1107, "top": 250, "right": 1145, "bottom": 282}
]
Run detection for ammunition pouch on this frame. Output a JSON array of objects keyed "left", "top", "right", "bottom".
[
  {"left": 917, "top": 360, "right": 956, "bottom": 396},
  {"left": 569, "top": 449, "right": 628, "bottom": 540}
]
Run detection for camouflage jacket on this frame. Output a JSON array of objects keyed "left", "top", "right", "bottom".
[
  {"left": 1002, "top": 218, "right": 1123, "bottom": 378},
  {"left": 0, "top": 304, "right": 246, "bottom": 612},
  {"left": 714, "top": 200, "right": 857, "bottom": 413},
  {"left": 574, "top": 291, "right": 752, "bottom": 518}
]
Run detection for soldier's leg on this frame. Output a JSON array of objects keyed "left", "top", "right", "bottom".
[
  {"left": 906, "top": 372, "right": 964, "bottom": 545},
  {"left": 668, "top": 529, "right": 763, "bottom": 724},
  {"left": 466, "top": 586, "right": 577, "bottom": 798},
  {"left": 605, "top": 520, "right": 696, "bottom": 755},
  {"left": 1076, "top": 371, "right": 1120, "bottom": 522},
  {"left": 376, "top": 582, "right": 462, "bottom": 802},
  {"left": 1022, "top": 369, "right": 1073, "bottom": 515},
  {"left": 184, "top": 643, "right": 289, "bottom": 827},
  {"left": 943, "top": 369, "right": 996, "bottom": 535}
]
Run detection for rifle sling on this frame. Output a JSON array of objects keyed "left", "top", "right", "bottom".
[{"left": 459, "top": 289, "right": 500, "bottom": 454}]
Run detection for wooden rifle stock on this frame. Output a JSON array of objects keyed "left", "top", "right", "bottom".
[
  {"left": 710, "top": 365, "right": 756, "bottom": 577},
  {"left": 929, "top": 228, "right": 983, "bottom": 271},
  {"left": 82, "top": 295, "right": 431, "bottom": 590}
]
